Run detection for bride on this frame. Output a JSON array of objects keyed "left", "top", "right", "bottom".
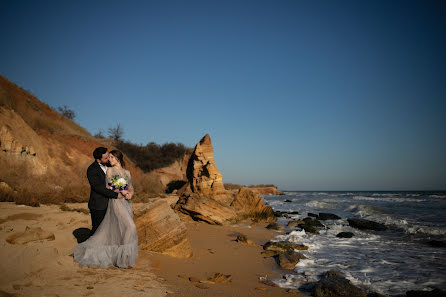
[{"left": 73, "top": 150, "right": 138, "bottom": 268}]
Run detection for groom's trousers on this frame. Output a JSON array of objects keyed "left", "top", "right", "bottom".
[{"left": 90, "top": 208, "right": 107, "bottom": 235}]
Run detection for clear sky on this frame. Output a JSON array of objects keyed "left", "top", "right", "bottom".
[{"left": 1, "top": 0, "right": 445, "bottom": 191}]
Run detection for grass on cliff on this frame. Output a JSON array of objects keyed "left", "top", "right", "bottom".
[{"left": 0, "top": 75, "right": 89, "bottom": 136}]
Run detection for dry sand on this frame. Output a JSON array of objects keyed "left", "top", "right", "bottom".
[{"left": 0, "top": 202, "right": 305, "bottom": 297}]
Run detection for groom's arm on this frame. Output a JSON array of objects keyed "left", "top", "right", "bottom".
[{"left": 87, "top": 166, "right": 119, "bottom": 199}]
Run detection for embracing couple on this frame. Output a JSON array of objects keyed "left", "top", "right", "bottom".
[{"left": 72, "top": 147, "right": 138, "bottom": 268}]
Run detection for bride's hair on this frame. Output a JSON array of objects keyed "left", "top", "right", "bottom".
[{"left": 109, "top": 150, "right": 125, "bottom": 167}]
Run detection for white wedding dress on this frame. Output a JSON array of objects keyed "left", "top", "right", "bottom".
[{"left": 73, "top": 167, "right": 138, "bottom": 268}]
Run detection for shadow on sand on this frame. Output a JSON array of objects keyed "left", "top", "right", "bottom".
[{"left": 73, "top": 228, "right": 91, "bottom": 243}]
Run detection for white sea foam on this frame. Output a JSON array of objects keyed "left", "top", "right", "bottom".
[
  {"left": 304, "top": 200, "right": 333, "bottom": 209},
  {"left": 430, "top": 194, "right": 446, "bottom": 198},
  {"left": 352, "top": 196, "right": 426, "bottom": 203}
]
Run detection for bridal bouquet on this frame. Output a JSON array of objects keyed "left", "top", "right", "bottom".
[{"left": 109, "top": 175, "right": 128, "bottom": 191}]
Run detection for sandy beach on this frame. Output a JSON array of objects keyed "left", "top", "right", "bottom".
[{"left": 0, "top": 201, "right": 301, "bottom": 297}]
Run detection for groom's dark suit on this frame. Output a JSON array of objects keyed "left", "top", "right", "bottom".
[{"left": 87, "top": 161, "right": 118, "bottom": 235}]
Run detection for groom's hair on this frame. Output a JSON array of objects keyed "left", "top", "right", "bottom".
[{"left": 93, "top": 147, "right": 108, "bottom": 160}]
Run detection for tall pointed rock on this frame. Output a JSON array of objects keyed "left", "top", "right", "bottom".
[{"left": 186, "top": 134, "right": 229, "bottom": 202}]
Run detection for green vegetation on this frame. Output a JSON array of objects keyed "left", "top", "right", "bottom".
[{"left": 117, "top": 140, "right": 190, "bottom": 172}]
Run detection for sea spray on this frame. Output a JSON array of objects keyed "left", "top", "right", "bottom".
[{"left": 263, "top": 191, "right": 446, "bottom": 296}]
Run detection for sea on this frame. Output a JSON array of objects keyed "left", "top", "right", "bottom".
[{"left": 261, "top": 191, "right": 446, "bottom": 296}]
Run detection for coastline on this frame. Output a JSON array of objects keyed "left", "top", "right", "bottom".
[{"left": 0, "top": 201, "right": 302, "bottom": 297}]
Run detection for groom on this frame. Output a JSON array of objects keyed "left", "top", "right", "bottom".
[{"left": 87, "top": 147, "right": 124, "bottom": 235}]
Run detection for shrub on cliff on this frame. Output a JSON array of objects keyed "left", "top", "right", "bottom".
[{"left": 117, "top": 141, "right": 190, "bottom": 172}]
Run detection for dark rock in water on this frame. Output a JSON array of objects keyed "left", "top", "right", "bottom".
[
  {"left": 318, "top": 213, "right": 342, "bottom": 220},
  {"left": 277, "top": 250, "right": 306, "bottom": 269},
  {"left": 263, "top": 240, "right": 309, "bottom": 252},
  {"left": 274, "top": 211, "right": 290, "bottom": 218},
  {"left": 321, "top": 270, "right": 346, "bottom": 279},
  {"left": 299, "top": 224, "right": 320, "bottom": 234},
  {"left": 336, "top": 232, "right": 354, "bottom": 238},
  {"left": 426, "top": 240, "right": 446, "bottom": 248},
  {"left": 406, "top": 288, "right": 446, "bottom": 297},
  {"left": 303, "top": 217, "right": 325, "bottom": 228},
  {"left": 308, "top": 212, "right": 318, "bottom": 217},
  {"left": 298, "top": 217, "right": 325, "bottom": 234},
  {"left": 266, "top": 223, "right": 285, "bottom": 231},
  {"left": 288, "top": 210, "right": 300, "bottom": 214},
  {"left": 367, "top": 293, "right": 387, "bottom": 297},
  {"left": 287, "top": 219, "right": 305, "bottom": 227},
  {"left": 312, "top": 270, "right": 366, "bottom": 297},
  {"left": 284, "top": 199, "right": 293, "bottom": 203},
  {"left": 347, "top": 218, "right": 387, "bottom": 231}
]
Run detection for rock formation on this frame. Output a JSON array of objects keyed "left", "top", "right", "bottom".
[
  {"left": 184, "top": 134, "right": 230, "bottom": 203},
  {"left": 230, "top": 187, "right": 276, "bottom": 222},
  {"left": 175, "top": 134, "right": 276, "bottom": 225},
  {"left": 134, "top": 198, "right": 192, "bottom": 258},
  {"left": 174, "top": 193, "right": 237, "bottom": 225}
]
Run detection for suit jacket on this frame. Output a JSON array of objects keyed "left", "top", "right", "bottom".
[{"left": 87, "top": 161, "right": 118, "bottom": 210}]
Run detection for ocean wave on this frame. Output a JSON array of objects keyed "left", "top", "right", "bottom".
[
  {"left": 430, "top": 194, "right": 446, "bottom": 199},
  {"left": 352, "top": 196, "right": 426, "bottom": 203},
  {"left": 346, "top": 204, "right": 383, "bottom": 217},
  {"left": 305, "top": 200, "right": 334, "bottom": 209}
]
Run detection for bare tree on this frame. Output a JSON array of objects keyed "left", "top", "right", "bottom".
[
  {"left": 108, "top": 124, "right": 124, "bottom": 141},
  {"left": 57, "top": 105, "right": 76, "bottom": 120}
]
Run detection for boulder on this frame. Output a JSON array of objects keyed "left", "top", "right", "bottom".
[
  {"left": 174, "top": 193, "right": 237, "bottom": 225},
  {"left": 347, "top": 218, "right": 387, "bottom": 231},
  {"left": 287, "top": 219, "right": 305, "bottom": 227},
  {"left": 336, "top": 232, "right": 354, "bottom": 238},
  {"left": 184, "top": 134, "right": 230, "bottom": 203},
  {"left": 263, "top": 240, "right": 308, "bottom": 252},
  {"left": 312, "top": 270, "right": 366, "bottom": 297},
  {"left": 6, "top": 226, "right": 55, "bottom": 244},
  {"left": 318, "top": 213, "right": 341, "bottom": 220},
  {"left": 135, "top": 199, "right": 192, "bottom": 258},
  {"left": 277, "top": 250, "right": 306, "bottom": 269},
  {"left": 308, "top": 213, "right": 318, "bottom": 217},
  {"left": 230, "top": 187, "right": 276, "bottom": 222}
]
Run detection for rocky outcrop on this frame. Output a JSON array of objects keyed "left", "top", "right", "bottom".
[
  {"left": 277, "top": 250, "right": 306, "bottom": 269},
  {"left": 6, "top": 226, "right": 55, "bottom": 244},
  {"left": 184, "top": 134, "right": 230, "bottom": 203},
  {"left": 0, "top": 125, "right": 36, "bottom": 156},
  {"left": 336, "top": 232, "right": 354, "bottom": 238},
  {"left": 174, "top": 193, "right": 237, "bottom": 225},
  {"left": 248, "top": 187, "right": 284, "bottom": 195},
  {"left": 175, "top": 134, "right": 276, "bottom": 225},
  {"left": 312, "top": 270, "right": 367, "bottom": 297},
  {"left": 318, "top": 213, "right": 341, "bottom": 220},
  {"left": 347, "top": 218, "right": 387, "bottom": 231},
  {"left": 230, "top": 187, "right": 276, "bottom": 222},
  {"left": 263, "top": 241, "right": 308, "bottom": 252},
  {"left": 135, "top": 199, "right": 192, "bottom": 258}
]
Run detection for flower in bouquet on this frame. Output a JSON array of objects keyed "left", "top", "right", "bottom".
[{"left": 109, "top": 175, "right": 128, "bottom": 191}]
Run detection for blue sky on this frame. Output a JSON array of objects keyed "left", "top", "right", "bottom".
[{"left": 1, "top": 0, "right": 445, "bottom": 190}]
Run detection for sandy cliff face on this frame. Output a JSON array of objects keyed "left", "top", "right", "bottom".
[{"left": 0, "top": 75, "right": 186, "bottom": 203}]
